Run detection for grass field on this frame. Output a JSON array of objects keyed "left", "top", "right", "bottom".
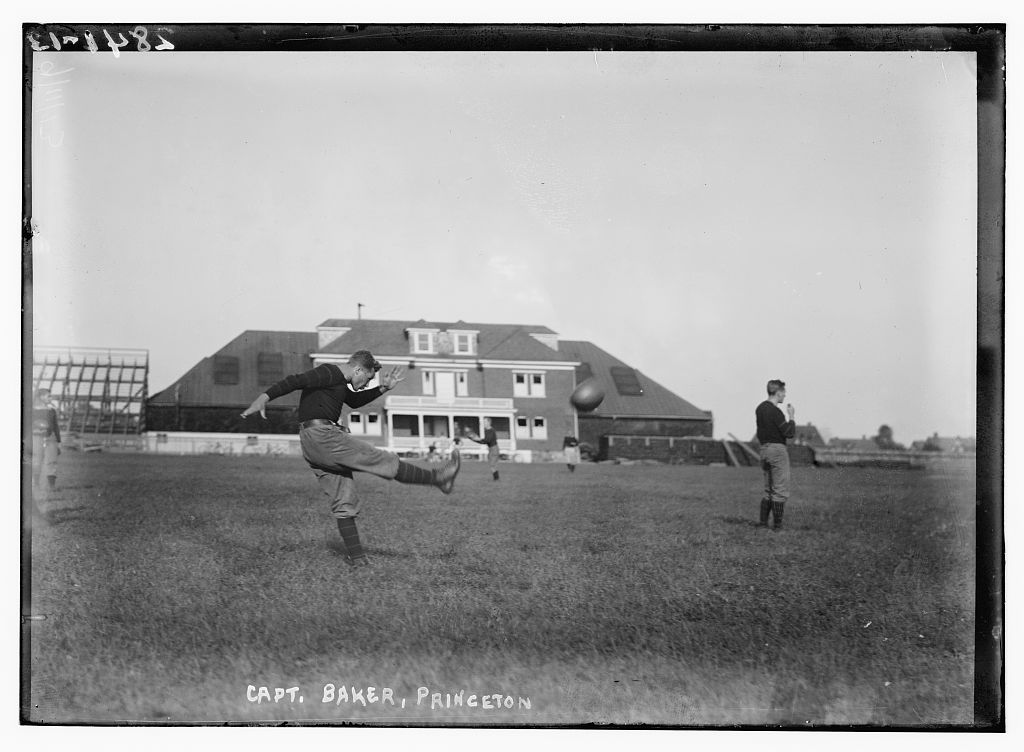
[{"left": 24, "top": 451, "right": 976, "bottom": 726}]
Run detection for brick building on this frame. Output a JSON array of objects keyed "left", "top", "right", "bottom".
[{"left": 148, "top": 318, "right": 713, "bottom": 459}]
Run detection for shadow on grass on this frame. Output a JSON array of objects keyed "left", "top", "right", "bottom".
[
  {"left": 360, "top": 545, "right": 416, "bottom": 560},
  {"left": 717, "top": 515, "right": 763, "bottom": 528},
  {"left": 321, "top": 539, "right": 432, "bottom": 561}
]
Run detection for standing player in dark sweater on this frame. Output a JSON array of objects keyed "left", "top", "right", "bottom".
[
  {"left": 31, "top": 388, "right": 61, "bottom": 491},
  {"left": 240, "top": 350, "right": 461, "bottom": 567},
  {"left": 465, "top": 418, "right": 500, "bottom": 480},
  {"left": 755, "top": 379, "right": 796, "bottom": 529}
]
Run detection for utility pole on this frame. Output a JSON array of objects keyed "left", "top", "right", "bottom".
[{"left": 357, "top": 302, "right": 364, "bottom": 320}]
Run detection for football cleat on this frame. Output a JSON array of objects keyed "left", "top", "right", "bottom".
[{"left": 435, "top": 449, "right": 461, "bottom": 495}]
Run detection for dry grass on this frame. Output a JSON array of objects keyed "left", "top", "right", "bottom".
[{"left": 25, "top": 452, "right": 975, "bottom": 726}]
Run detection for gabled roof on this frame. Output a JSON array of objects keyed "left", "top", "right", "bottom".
[
  {"left": 794, "top": 424, "right": 826, "bottom": 447},
  {"left": 316, "top": 319, "right": 569, "bottom": 362},
  {"left": 925, "top": 435, "right": 977, "bottom": 452},
  {"left": 557, "top": 340, "right": 712, "bottom": 421},
  {"left": 149, "top": 330, "right": 316, "bottom": 407}
]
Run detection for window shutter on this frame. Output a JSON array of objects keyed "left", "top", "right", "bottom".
[
  {"left": 213, "top": 355, "right": 240, "bottom": 385},
  {"left": 257, "top": 352, "right": 284, "bottom": 384}
]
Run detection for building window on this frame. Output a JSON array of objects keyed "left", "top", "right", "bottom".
[
  {"left": 257, "top": 352, "right": 284, "bottom": 384},
  {"left": 424, "top": 415, "right": 450, "bottom": 437},
  {"left": 366, "top": 413, "right": 381, "bottom": 436},
  {"left": 532, "top": 416, "right": 548, "bottom": 440},
  {"left": 391, "top": 414, "right": 420, "bottom": 437},
  {"left": 423, "top": 370, "right": 466, "bottom": 398},
  {"left": 513, "top": 371, "right": 546, "bottom": 397},
  {"left": 515, "top": 416, "right": 548, "bottom": 440},
  {"left": 610, "top": 366, "right": 644, "bottom": 395},
  {"left": 454, "top": 332, "right": 475, "bottom": 355},
  {"left": 411, "top": 331, "right": 435, "bottom": 354},
  {"left": 349, "top": 411, "right": 382, "bottom": 436},
  {"left": 213, "top": 355, "right": 240, "bottom": 385}
]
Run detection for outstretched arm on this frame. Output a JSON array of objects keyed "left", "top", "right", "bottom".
[
  {"left": 240, "top": 393, "right": 270, "bottom": 419},
  {"left": 240, "top": 363, "right": 346, "bottom": 418},
  {"left": 266, "top": 363, "right": 345, "bottom": 400}
]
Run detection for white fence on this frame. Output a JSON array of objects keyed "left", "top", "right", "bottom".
[
  {"left": 145, "top": 431, "right": 302, "bottom": 456},
  {"left": 143, "top": 431, "right": 535, "bottom": 462},
  {"left": 813, "top": 448, "right": 977, "bottom": 468}
]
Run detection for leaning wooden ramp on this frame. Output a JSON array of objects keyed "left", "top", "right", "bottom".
[
  {"left": 720, "top": 438, "right": 741, "bottom": 467},
  {"left": 728, "top": 433, "right": 762, "bottom": 466}
]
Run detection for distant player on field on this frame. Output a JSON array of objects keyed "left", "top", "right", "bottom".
[
  {"left": 562, "top": 434, "right": 580, "bottom": 473},
  {"left": 31, "top": 388, "right": 61, "bottom": 492},
  {"left": 755, "top": 379, "right": 796, "bottom": 530},
  {"left": 464, "top": 418, "right": 500, "bottom": 481},
  {"left": 240, "top": 350, "right": 461, "bottom": 567}
]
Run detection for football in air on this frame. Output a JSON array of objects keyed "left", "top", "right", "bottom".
[{"left": 570, "top": 380, "right": 605, "bottom": 412}]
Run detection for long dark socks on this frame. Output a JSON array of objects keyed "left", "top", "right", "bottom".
[
  {"left": 336, "top": 517, "right": 366, "bottom": 564},
  {"left": 771, "top": 501, "right": 785, "bottom": 530},
  {"left": 395, "top": 460, "right": 435, "bottom": 485}
]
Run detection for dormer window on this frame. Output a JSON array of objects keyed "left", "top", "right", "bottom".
[
  {"left": 408, "top": 329, "right": 438, "bottom": 354},
  {"left": 414, "top": 332, "right": 433, "bottom": 352},
  {"left": 452, "top": 331, "right": 476, "bottom": 355}
]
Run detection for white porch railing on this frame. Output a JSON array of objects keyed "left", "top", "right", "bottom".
[
  {"left": 384, "top": 395, "right": 514, "bottom": 411},
  {"left": 390, "top": 436, "right": 514, "bottom": 451}
]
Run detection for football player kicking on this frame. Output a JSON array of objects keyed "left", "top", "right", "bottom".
[{"left": 240, "top": 350, "right": 460, "bottom": 567}]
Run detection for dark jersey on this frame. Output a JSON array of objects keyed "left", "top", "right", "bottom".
[
  {"left": 562, "top": 436, "right": 579, "bottom": 449},
  {"left": 265, "top": 363, "right": 384, "bottom": 423},
  {"left": 470, "top": 428, "right": 497, "bottom": 447},
  {"left": 32, "top": 405, "right": 61, "bottom": 441},
  {"left": 755, "top": 400, "right": 795, "bottom": 445}
]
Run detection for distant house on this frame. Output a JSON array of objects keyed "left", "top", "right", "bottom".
[
  {"left": 793, "top": 423, "right": 826, "bottom": 447},
  {"left": 147, "top": 318, "right": 712, "bottom": 458},
  {"left": 828, "top": 436, "right": 882, "bottom": 452},
  {"left": 912, "top": 433, "right": 977, "bottom": 453}
]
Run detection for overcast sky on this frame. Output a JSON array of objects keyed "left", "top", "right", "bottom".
[{"left": 29, "top": 47, "right": 978, "bottom": 443}]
